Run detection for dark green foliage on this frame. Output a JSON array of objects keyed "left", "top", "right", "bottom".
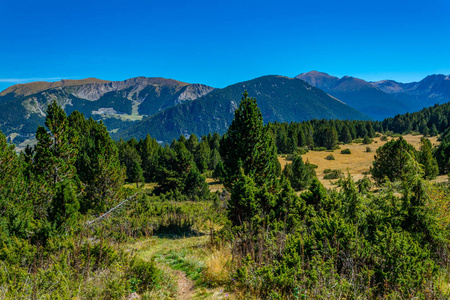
[
  {"left": 219, "top": 92, "right": 279, "bottom": 190},
  {"left": 371, "top": 137, "right": 417, "bottom": 184},
  {"left": 312, "top": 146, "right": 327, "bottom": 151},
  {"left": 212, "top": 161, "right": 226, "bottom": 181},
  {"left": 435, "top": 128, "right": 450, "bottom": 174},
  {"left": 228, "top": 170, "right": 262, "bottom": 225},
  {"left": 323, "top": 169, "right": 343, "bottom": 179},
  {"left": 340, "top": 126, "right": 353, "bottom": 144},
  {"left": 267, "top": 119, "right": 383, "bottom": 153},
  {"left": 0, "top": 132, "right": 34, "bottom": 242},
  {"left": 48, "top": 180, "right": 80, "bottom": 232},
  {"left": 194, "top": 138, "right": 211, "bottom": 173},
  {"left": 362, "top": 135, "right": 372, "bottom": 144},
  {"left": 325, "top": 154, "right": 335, "bottom": 160},
  {"left": 382, "top": 102, "right": 450, "bottom": 136},
  {"left": 430, "top": 123, "right": 439, "bottom": 136},
  {"left": 118, "top": 140, "right": 144, "bottom": 185},
  {"left": 154, "top": 143, "right": 194, "bottom": 194},
  {"left": 153, "top": 142, "right": 211, "bottom": 200},
  {"left": 340, "top": 148, "right": 351, "bottom": 154},
  {"left": 301, "top": 177, "right": 336, "bottom": 212},
  {"left": 417, "top": 137, "right": 439, "bottom": 179},
  {"left": 283, "top": 156, "right": 316, "bottom": 191},
  {"left": 356, "top": 176, "right": 372, "bottom": 193},
  {"left": 34, "top": 101, "right": 78, "bottom": 187},
  {"left": 184, "top": 167, "right": 210, "bottom": 200},
  {"left": 137, "top": 134, "right": 160, "bottom": 182},
  {"left": 314, "top": 124, "right": 339, "bottom": 150},
  {"left": 70, "top": 113, "right": 125, "bottom": 213},
  {"left": 222, "top": 92, "right": 306, "bottom": 229},
  {"left": 29, "top": 102, "right": 79, "bottom": 224}
]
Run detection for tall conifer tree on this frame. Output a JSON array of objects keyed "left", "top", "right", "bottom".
[{"left": 219, "top": 91, "right": 279, "bottom": 190}]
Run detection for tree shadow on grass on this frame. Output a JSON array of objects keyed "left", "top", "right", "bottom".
[{"left": 153, "top": 224, "right": 206, "bottom": 239}]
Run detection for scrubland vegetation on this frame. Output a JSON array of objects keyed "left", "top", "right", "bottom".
[{"left": 2, "top": 92, "right": 450, "bottom": 299}]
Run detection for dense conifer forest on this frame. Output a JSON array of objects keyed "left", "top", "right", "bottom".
[{"left": 1, "top": 93, "right": 450, "bottom": 299}]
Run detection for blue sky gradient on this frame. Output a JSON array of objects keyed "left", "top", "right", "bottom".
[{"left": 1, "top": 0, "right": 449, "bottom": 91}]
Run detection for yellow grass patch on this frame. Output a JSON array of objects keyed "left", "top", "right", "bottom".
[
  {"left": 203, "top": 246, "right": 232, "bottom": 285},
  {"left": 279, "top": 134, "right": 439, "bottom": 189},
  {"left": 206, "top": 178, "right": 224, "bottom": 192},
  {"left": 123, "top": 182, "right": 158, "bottom": 190}
]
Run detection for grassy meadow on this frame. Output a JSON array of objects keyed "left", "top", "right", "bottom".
[{"left": 278, "top": 134, "right": 443, "bottom": 189}]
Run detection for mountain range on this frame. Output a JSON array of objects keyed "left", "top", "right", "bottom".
[
  {"left": 296, "top": 71, "right": 450, "bottom": 120},
  {"left": 117, "top": 75, "right": 369, "bottom": 142},
  {"left": 1, "top": 71, "right": 449, "bottom": 145},
  {"left": 0, "top": 77, "right": 213, "bottom": 144}
]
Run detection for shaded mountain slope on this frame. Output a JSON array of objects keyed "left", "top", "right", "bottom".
[{"left": 117, "top": 75, "right": 370, "bottom": 142}]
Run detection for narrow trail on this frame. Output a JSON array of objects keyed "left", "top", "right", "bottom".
[
  {"left": 129, "top": 235, "right": 234, "bottom": 299},
  {"left": 174, "top": 270, "right": 195, "bottom": 300}
]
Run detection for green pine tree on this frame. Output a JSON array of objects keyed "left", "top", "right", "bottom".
[
  {"left": 0, "top": 132, "right": 34, "bottom": 241},
  {"left": 155, "top": 142, "right": 194, "bottom": 194},
  {"left": 417, "top": 137, "right": 439, "bottom": 179},
  {"left": 371, "top": 137, "right": 417, "bottom": 184},
  {"left": 286, "top": 155, "right": 316, "bottom": 191},
  {"left": 219, "top": 91, "right": 279, "bottom": 190}
]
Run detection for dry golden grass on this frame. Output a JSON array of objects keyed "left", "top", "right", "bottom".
[
  {"left": 206, "top": 178, "right": 224, "bottom": 192},
  {"left": 202, "top": 246, "right": 232, "bottom": 285},
  {"left": 279, "top": 134, "right": 439, "bottom": 189},
  {"left": 123, "top": 182, "right": 158, "bottom": 190}
]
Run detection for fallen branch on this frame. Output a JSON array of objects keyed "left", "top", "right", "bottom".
[{"left": 85, "top": 192, "right": 140, "bottom": 227}]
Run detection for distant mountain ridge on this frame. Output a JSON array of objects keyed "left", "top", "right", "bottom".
[
  {"left": 372, "top": 74, "right": 450, "bottom": 105},
  {"left": 2, "top": 72, "right": 448, "bottom": 147},
  {"left": 0, "top": 78, "right": 111, "bottom": 98},
  {"left": 117, "top": 75, "right": 370, "bottom": 142},
  {"left": 0, "top": 77, "right": 214, "bottom": 145},
  {"left": 296, "top": 71, "right": 450, "bottom": 120}
]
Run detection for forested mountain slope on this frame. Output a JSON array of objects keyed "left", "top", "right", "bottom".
[{"left": 117, "top": 75, "right": 370, "bottom": 142}]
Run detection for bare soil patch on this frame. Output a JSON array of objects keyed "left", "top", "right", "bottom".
[{"left": 175, "top": 270, "right": 195, "bottom": 300}]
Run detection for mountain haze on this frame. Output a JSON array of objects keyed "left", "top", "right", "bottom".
[
  {"left": 372, "top": 74, "right": 450, "bottom": 109},
  {"left": 117, "top": 75, "right": 370, "bottom": 142},
  {"left": 297, "top": 71, "right": 450, "bottom": 120},
  {"left": 296, "top": 71, "right": 408, "bottom": 120}
]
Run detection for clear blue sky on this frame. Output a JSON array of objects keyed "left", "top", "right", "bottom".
[{"left": 1, "top": 0, "right": 449, "bottom": 92}]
